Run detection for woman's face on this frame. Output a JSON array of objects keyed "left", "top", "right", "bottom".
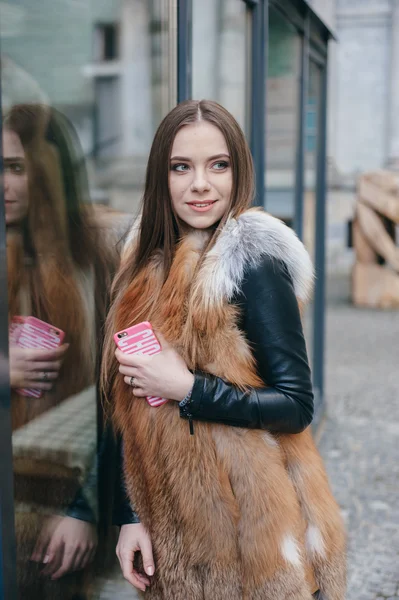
[
  {"left": 3, "top": 129, "right": 29, "bottom": 226},
  {"left": 169, "top": 121, "right": 232, "bottom": 230}
]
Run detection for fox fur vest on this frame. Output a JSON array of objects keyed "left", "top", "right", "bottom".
[{"left": 112, "top": 208, "right": 347, "bottom": 600}]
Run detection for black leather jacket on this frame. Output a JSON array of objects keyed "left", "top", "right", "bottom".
[{"left": 112, "top": 254, "right": 314, "bottom": 525}]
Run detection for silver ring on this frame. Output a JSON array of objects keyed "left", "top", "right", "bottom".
[
  {"left": 129, "top": 376, "right": 136, "bottom": 387},
  {"left": 42, "top": 372, "right": 49, "bottom": 381}
]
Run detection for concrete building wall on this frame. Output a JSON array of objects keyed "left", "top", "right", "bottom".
[
  {"left": 330, "top": 0, "right": 399, "bottom": 182},
  {"left": 333, "top": 0, "right": 391, "bottom": 179}
]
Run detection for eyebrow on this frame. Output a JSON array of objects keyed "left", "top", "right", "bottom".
[
  {"left": 3, "top": 156, "right": 25, "bottom": 161},
  {"left": 170, "top": 153, "right": 230, "bottom": 162}
]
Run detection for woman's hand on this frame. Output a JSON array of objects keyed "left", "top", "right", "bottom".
[
  {"left": 31, "top": 515, "right": 98, "bottom": 579},
  {"left": 116, "top": 523, "right": 155, "bottom": 592},
  {"left": 116, "top": 332, "right": 194, "bottom": 401},
  {"left": 9, "top": 344, "right": 69, "bottom": 390}
]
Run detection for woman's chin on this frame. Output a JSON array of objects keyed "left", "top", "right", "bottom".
[{"left": 181, "top": 211, "right": 223, "bottom": 230}]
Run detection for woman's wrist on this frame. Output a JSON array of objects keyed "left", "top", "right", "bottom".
[{"left": 175, "top": 371, "right": 195, "bottom": 402}]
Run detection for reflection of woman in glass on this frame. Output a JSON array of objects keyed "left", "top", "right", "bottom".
[
  {"left": 4, "top": 104, "right": 121, "bottom": 598},
  {"left": 102, "top": 100, "right": 346, "bottom": 599}
]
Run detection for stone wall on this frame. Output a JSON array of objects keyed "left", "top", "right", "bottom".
[{"left": 329, "top": 0, "right": 399, "bottom": 183}]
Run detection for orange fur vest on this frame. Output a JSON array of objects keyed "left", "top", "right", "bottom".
[{"left": 112, "top": 209, "right": 346, "bottom": 600}]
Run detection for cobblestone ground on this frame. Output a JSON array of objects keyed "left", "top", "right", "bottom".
[
  {"left": 319, "top": 275, "right": 399, "bottom": 599},
  {"left": 97, "top": 275, "right": 399, "bottom": 599}
]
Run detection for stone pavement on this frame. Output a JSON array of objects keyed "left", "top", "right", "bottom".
[
  {"left": 318, "top": 274, "right": 399, "bottom": 600},
  {"left": 97, "top": 273, "right": 399, "bottom": 599}
]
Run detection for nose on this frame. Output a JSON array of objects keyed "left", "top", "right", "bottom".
[
  {"left": 4, "top": 171, "right": 10, "bottom": 193},
  {"left": 190, "top": 168, "right": 211, "bottom": 194}
]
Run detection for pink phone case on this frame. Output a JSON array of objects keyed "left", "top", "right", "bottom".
[
  {"left": 10, "top": 316, "right": 65, "bottom": 398},
  {"left": 114, "top": 321, "right": 168, "bottom": 407}
]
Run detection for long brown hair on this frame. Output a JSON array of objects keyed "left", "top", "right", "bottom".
[
  {"left": 5, "top": 104, "right": 116, "bottom": 418},
  {"left": 102, "top": 99, "right": 255, "bottom": 402}
]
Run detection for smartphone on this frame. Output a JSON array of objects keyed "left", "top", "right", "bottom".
[
  {"left": 10, "top": 316, "right": 65, "bottom": 398},
  {"left": 113, "top": 321, "right": 168, "bottom": 407},
  {"left": 9, "top": 316, "right": 26, "bottom": 345}
]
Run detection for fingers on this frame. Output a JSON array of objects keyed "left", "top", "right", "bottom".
[
  {"left": 123, "top": 375, "right": 145, "bottom": 395},
  {"left": 115, "top": 349, "right": 147, "bottom": 367},
  {"left": 87, "top": 544, "right": 97, "bottom": 566},
  {"left": 140, "top": 533, "right": 155, "bottom": 577},
  {"left": 27, "top": 344, "right": 69, "bottom": 362},
  {"left": 128, "top": 570, "right": 151, "bottom": 592},
  {"left": 31, "top": 532, "right": 50, "bottom": 563},
  {"left": 26, "top": 370, "right": 59, "bottom": 382},
  {"left": 40, "top": 542, "right": 64, "bottom": 578},
  {"left": 119, "top": 364, "right": 140, "bottom": 377},
  {"left": 47, "top": 545, "right": 77, "bottom": 580},
  {"left": 71, "top": 536, "right": 97, "bottom": 573},
  {"left": 117, "top": 547, "right": 150, "bottom": 592},
  {"left": 118, "top": 554, "right": 150, "bottom": 592},
  {"left": 29, "top": 361, "right": 62, "bottom": 373},
  {"left": 70, "top": 547, "right": 88, "bottom": 573}
]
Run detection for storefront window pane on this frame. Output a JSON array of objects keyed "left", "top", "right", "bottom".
[
  {"left": 304, "top": 60, "right": 322, "bottom": 262},
  {"left": 303, "top": 59, "right": 323, "bottom": 365},
  {"left": 1, "top": 1, "right": 175, "bottom": 598},
  {"left": 192, "top": 0, "right": 250, "bottom": 133},
  {"left": 265, "top": 7, "right": 301, "bottom": 223}
]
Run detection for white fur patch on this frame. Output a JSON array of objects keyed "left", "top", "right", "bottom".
[
  {"left": 281, "top": 535, "right": 302, "bottom": 567},
  {"left": 201, "top": 210, "right": 314, "bottom": 305},
  {"left": 306, "top": 525, "right": 326, "bottom": 558},
  {"left": 262, "top": 432, "right": 279, "bottom": 447}
]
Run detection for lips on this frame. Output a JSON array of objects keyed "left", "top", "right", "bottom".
[{"left": 186, "top": 200, "right": 217, "bottom": 213}]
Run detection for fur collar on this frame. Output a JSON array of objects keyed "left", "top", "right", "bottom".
[
  {"left": 197, "top": 208, "right": 314, "bottom": 306},
  {"left": 124, "top": 208, "right": 314, "bottom": 303}
]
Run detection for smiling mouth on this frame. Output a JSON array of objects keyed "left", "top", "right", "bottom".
[{"left": 187, "top": 201, "right": 217, "bottom": 207}]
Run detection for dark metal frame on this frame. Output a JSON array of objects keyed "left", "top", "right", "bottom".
[
  {"left": 177, "top": 0, "right": 192, "bottom": 102},
  {"left": 0, "top": 68, "right": 18, "bottom": 600},
  {"left": 311, "top": 56, "right": 328, "bottom": 426},
  {"left": 250, "top": 0, "right": 267, "bottom": 205}
]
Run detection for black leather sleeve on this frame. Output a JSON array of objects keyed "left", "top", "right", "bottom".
[
  {"left": 66, "top": 488, "right": 96, "bottom": 524},
  {"left": 179, "top": 255, "right": 314, "bottom": 433}
]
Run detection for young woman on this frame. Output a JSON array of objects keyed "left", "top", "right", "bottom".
[
  {"left": 102, "top": 100, "right": 346, "bottom": 600},
  {"left": 5, "top": 103, "right": 126, "bottom": 599}
]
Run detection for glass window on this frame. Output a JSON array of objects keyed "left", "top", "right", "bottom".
[
  {"left": 304, "top": 59, "right": 322, "bottom": 264},
  {"left": 265, "top": 7, "right": 301, "bottom": 223},
  {"left": 192, "top": 0, "right": 250, "bottom": 133},
  {"left": 1, "top": 1, "right": 176, "bottom": 597},
  {"left": 303, "top": 59, "right": 323, "bottom": 365}
]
